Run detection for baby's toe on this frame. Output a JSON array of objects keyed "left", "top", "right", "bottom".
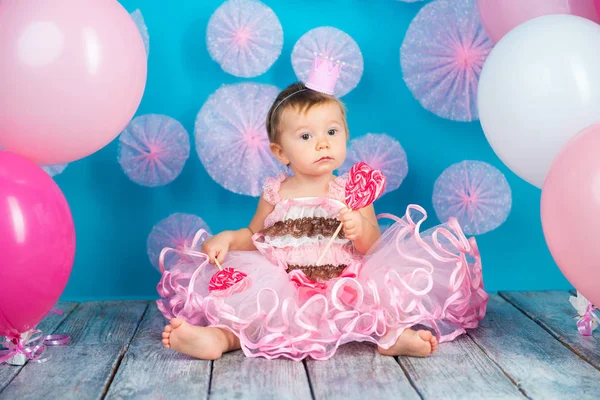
[
  {"left": 430, "top": 336, "right": 439, "bottom": 353},
  {"left": 170, "top": 318, "right": 184, "bottom": 328}
]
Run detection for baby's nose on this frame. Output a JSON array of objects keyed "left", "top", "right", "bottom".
[{"left": 316, "top": 138, "right": 330, "bottom": 149}]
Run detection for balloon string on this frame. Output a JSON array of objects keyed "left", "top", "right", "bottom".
[{"left": 1, "top": 308, "right": 70, "bottom": 364}]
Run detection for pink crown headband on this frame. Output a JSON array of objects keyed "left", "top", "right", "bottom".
[
  {"left": 271, "top": 53, "right": 344, "bottom": 113},
  {"left": 306, "top": 53, "right": 343, "bottom": 95}
]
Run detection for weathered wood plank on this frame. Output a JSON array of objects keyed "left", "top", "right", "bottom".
[
  {"left": 399, "top": 334, "right": 524, "bottom": 399},
  {"left": 307, "top": 341, "right": 419, "bottom": 400},
  {"left": 38, "top": 303, "right": 79, "bottom": 334},
  {"left": 105, "top": 304, "right": 211, "bottom": 400},
  {"left": 0, "top": 301, "right": 147, "bottom": 400},
  {"left": 211, "top": 349, "right": 312, "bottom": 400},
  {"left": 500, "top": 291, "right": 600, "bottom": 370},
  {"left": 0, "top": 344, "right": 123, "bottom": 400},
  {"left": 55, "top": 301, "right": 148, "bottom": 346},
  {"left": 0, "top": 302, "right": 78, "bottom": 393},
  {"left": 469, "top": 294, "right": 600, "bottom": 399}
]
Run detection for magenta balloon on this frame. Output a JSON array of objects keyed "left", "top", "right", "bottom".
[
  {"left": 0, "top": 151, "right": 75, "bottom": 336},
  {"left": 477, "top": 0, "right": 600, "bottom": 44},
  {"left": 0, "top": 0, "right": 147, "bottom": 165},
  {"left": 541, "top": 124, "right": 600, "bottom": 309}
]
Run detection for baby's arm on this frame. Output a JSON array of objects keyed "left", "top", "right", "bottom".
[
  {"left": 228, "top": 196, "right": 274, "bottom": 251},
  {"left": 202, "top": 196, "right": 274, "bottom": 263},
  {"left": 353, "top": 204, "right": 381, "bottom": 254}
]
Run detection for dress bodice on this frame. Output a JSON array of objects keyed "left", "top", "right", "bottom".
[{"left": 255, "top": 173, "right": 361, "bottom": 283}]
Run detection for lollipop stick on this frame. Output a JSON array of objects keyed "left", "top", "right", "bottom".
[
  {"left": 316, "top": 221, "right": 343, "bottom": 266},
  {"left": 214, "top": 258, "right": 223, "bottom": 271},
  {"left": 315, "top": 162, "right": 386, "bottom": 267}
]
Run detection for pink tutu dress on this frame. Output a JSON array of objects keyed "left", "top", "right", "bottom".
[{"left": 156, "top": 173, "right": 488, "bottom": 361}]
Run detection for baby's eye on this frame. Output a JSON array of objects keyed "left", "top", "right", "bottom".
[
  {"left": 301, "top": 133, "right": 311, "bottom": 140},
  {"left": 328, "top": 129, "right": 337, "bottom": 136}
]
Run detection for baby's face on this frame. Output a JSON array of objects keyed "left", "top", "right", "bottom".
[{"left": 276, "top": 101, "right": 347, "bottom": 177}]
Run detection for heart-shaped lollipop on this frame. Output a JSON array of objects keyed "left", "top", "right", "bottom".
[
  {"left": 316, "top": 162, "right": 387, "bottom": 266},
  {"left": 344, "top": 162, "right": 387, "bottom": 209},
  {"left": 208, "top": 259, "right": 248, "bottom": 294}
]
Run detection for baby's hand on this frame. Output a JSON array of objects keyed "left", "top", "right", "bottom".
[
  {"left": 201, "top": 232, "right": 231, "bottom": 265},
  {"left": 338, "top": 208, "right": 364, "bottom": 241}
]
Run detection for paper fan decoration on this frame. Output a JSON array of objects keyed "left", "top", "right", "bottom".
[
  {"left": 195, "top": 82, "right": 286, "bottom": 196},
  {"left": 147, "top": 213, "right": 212, "bottom": 271},
  {"left": 131, "top": 9, "right": 149, "bottom": 56},
  {"left": 206, "top": 0, "right": 283, "bottom": 78},
  {"left": 118, "top": 114, "right": 190, "bottom": 187},
  {"left": 338, "top": 133, "right": 407, "bottom": 196},
  {"left": 400, "top": 0, "right": 493, "bottom": 121},
  {"left": 432, "top": 160, "right": 511, "bottom": 235},
  {"left": 0, "top": 147, "right": 67, "bottom": 177},
  {"left": 41, "top": 164, "right": 68, "bottom": 177},
  {"left": 292, "top": 26, "right": 363, "bottom": 97}
]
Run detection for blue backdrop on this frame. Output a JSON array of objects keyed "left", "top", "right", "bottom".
[{"left": 57, "top": 0, "right": 571, "bottom": 301}]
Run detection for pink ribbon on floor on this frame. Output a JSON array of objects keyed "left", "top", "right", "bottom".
[
  {"left": 577, "top": 302, "right": 598, "bottom": 336},
  {"left": 0, "top": 309, "right": 70, "bottom": 364}
]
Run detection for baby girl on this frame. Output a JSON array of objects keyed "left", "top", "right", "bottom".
[{"left": 157, "top": 58, "right": 487, "bottom": 361}]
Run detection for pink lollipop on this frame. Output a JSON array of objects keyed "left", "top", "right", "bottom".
[
  {"left": 316, "top": 162, "right": 387, "bottom": 266},
  {"left": 344, "top": 162, "right": 387, "bottom": 209},
  {"left": 208, "top": 259, "right": 249, "bottom": 296}
]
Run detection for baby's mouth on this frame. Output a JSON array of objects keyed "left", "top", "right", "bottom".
[{"left": 315, "top": 156, "right": 334, "bottom": 163}]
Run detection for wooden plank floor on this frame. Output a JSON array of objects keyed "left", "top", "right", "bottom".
[{"left": 1, "top": 291, "right": 598, "bottom": 399}]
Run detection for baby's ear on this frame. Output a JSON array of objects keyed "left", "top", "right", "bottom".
[{"left": 270, "top": 143, "right": 289, "bottom": 166}]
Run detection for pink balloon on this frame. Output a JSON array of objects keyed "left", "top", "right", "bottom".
[
  {"left": 0, "top": 0, "right": 147, "bottom": 165},
  {"left": 477, "top": 0, "right": 600, "bottom": 44},
  {"left": 541, "top": 124, "right": 600, "bottom": 308},
  {"left": 0, "top": 151, "right": 75, "bottom": 336}
]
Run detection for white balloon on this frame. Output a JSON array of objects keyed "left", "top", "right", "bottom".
[{"left": 478, "top": 14, "right": 600, "bottom": 188}]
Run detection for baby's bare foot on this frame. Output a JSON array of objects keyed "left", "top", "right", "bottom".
[
  {"left": 162, "top": 318, "right": 240, "bottom": 360},
  {"left": 378, "top": 329, "right": 438, "bottom": 357}
]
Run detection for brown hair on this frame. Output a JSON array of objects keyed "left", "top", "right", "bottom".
[{"left": 266, "top": 82, "right": 348, "bottom": 143}]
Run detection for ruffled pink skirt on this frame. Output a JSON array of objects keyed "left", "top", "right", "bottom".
[{"left": 156, "top": 205, "right": 488, "bottom": 361}]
